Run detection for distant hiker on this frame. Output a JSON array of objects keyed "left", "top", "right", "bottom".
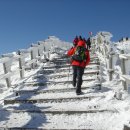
[
  {"left": 83, "top": 38, "right": 87, "bottom": 48},
  {"left": 86, "top": 37, "right": 91, "bottom": 49},
  {"left": 67, "top": 40, "right": 90, "bottom": 95},
  {"left": 73, "top": 36, "right": 79, "bottom": 46},
  {"left": 78, "top": 35, "right": 83, "bottom": 41}
]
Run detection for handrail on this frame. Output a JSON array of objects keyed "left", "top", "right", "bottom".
[
  {"left": 95, "top": 31, "right": 130, "bottom": 91},
  {"left": 0, "top": 37, "right": 71, "bottom": 87}
]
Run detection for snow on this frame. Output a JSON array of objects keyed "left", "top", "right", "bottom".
[{"left": 0, "top": 36, "right": 130, "bottom": 129}]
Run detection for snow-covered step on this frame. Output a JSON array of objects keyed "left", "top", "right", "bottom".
[
  {"left": 36, "top": 71, "right": 99, "bottom": 80},
  {"left": 4, "top": 92, "right": 105, "bottom": 104},
  {"left": 124, "top": 125, "right": 130, "bottom": 130},
  {"left": 50, "top": 59, "right": 99, "bottom": 65},
  {"left": 3, "top": 98, "right": 106, "bottom": 112},
  {"left": 2, "top": 109, "right": 117, "bottom": 114},
  {"left": 23, "top": 78, "right": 97, "bottom": 87},
  {"left": 15, "top": 86, "right": 90, "bottom": 95},
  {"left": 42, "top": 65, "right": 99, "bottom": 71},
  {"left": 3, "top": 96, "right": 117, "bottom": 114},
  {"left": 42, "top": 62, "right": 100, "bottom": 69},
  {"left": 39, "top": 67, "right": 99, "bottom": 75},
  {"left": 15, "top": 83, "right": 101, "bottom": 95},
  {"left": 26, "top": 71, "right": 98, "bottom": 83},
  {"left": 14, "top": 80, "right": 100, "bottom": 91},
  {"left": 35, "top": 70, "right": 99, "bottom": 79},
  {"left": 43, "top": 64, "right": 70, "bottom": 69},
  {"left": 0, "top": 110, "right": 119, "bottom": 129}
]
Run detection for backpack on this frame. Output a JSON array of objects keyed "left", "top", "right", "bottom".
[{"left": 71, "top": 46, "right": 87, "bottom": 62}]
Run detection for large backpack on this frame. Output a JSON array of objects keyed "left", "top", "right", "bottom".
[{"left": 72, "top": 46, "right": 87, "bottom": 62}]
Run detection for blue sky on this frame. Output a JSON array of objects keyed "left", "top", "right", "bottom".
[{"left": 0, "top": 0, "right": 130, "bottom": 54}]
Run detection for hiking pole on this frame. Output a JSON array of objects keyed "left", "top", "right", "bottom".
[{"left": 67, "top": 58, "right": 71, "bottom": 87}]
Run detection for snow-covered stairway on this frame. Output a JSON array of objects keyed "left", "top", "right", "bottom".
[{"left": 1, "top": 54, "right": 118, "bottom": 130}]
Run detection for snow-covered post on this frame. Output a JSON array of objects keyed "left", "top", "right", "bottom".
[
  {"left": 47, "top": 51, "right": 50, "bottom": 59},
  {"left": 38, "top": 44, "right": 41, "bottom": 57},
  {"left": 37, "top": 42, "right": 44, "bottom": 57},
  {"left": 120, "top": 50, "right": 127, "bottom": 90},
  {"left": 90, "top": 37, "right": 95, "bottom": 55},
  {"left": 18, "top": 50, "right": 24, "bottom": 79},
  {"left": 43, "top": 46, "right": 47, "bottom": 59},
  {"left": 30, "top": 45, "right": 36, "bottom": 69},
  {"left": 1, "top": 55, "right": 12, "bottom": 87},
  {"left": 3, "top": 62, "right": 11, "bottom": 87},
  {"left": 108, "top": 48, "right": 114, "bottom": 81},
  {"left": 30, "top": 43, "right": 40, "bottom": 68}
]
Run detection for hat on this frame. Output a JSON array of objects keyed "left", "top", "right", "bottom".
[{"left": 77, "top": 40, "right": 85, "bottom": 47}]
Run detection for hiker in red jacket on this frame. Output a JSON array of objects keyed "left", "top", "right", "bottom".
[{"left": 67, "top": 40, "right": 90, "bottom": 95}]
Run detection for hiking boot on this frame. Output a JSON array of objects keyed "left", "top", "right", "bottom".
[
  {"left": 76, "top": 91, "right": 84, "bottom": 95},
  {"left": 72, "top": 82, "right": 76, "bottom": 87}
]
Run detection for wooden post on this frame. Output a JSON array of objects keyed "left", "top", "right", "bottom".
[
  {"left": 18, "top": 50, "right": 24, "bottom": 79},
  {"left": 120, "top": 50, "right": 127, "bottom": 90},
  {"left": 3, "top": 62, "right": 11, "bottom": 87}
]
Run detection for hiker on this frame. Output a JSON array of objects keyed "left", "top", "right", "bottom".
[
  {"left": 78, "top": 35, "right": 83, "bottom": 41},
  {"left": 86, "top": 37, "right": 91, "bottom": 49},
  {"left": 83, "top": 38, "right": 87, "bottom": 48},
  {"left": 73, "top": 36, "right": 79, "bottom": 46},
  {"left": 67, "top": 40, "right": 90, "bottom": 95}
]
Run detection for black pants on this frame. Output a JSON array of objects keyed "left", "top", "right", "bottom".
[{"left": 72, "top": 66, "right": 84, "bottom": 93}]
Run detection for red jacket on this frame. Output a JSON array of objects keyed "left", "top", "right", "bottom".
[{"left": 67, "top": 46, "right": 90, "bottom": 68}]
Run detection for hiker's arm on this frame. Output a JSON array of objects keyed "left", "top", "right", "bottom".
[{"left": 67, "top": 47, "right": 75, "bottom": 56}]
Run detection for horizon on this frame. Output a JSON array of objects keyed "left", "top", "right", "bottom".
[{"left": 0, "top": 0, "right": 130, "bottom": 55}]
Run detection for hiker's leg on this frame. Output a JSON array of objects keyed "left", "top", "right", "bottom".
[
  {"left": 72, "top": 66, "right": 77, "bottom": 87},
  {"left": 76, "top": 67, "right": 84, "bottom": 93}
]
